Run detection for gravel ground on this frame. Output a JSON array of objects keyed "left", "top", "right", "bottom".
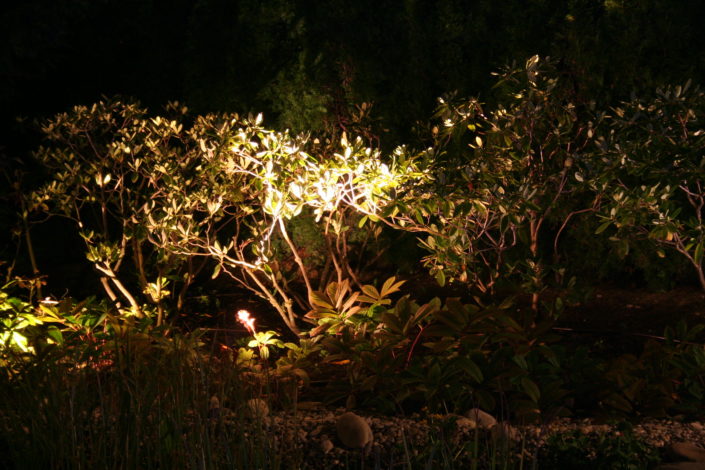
[{"left": 221, "top": 406, "right": 705, "bottom": 468}]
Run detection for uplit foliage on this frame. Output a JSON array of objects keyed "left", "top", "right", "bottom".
[
  {"left": 388, "top": 57, "right": 595, "bottom": 312},
  {"left": 0, "top": 281, "right": 42, "bottom": 353},
  {"left": 287, "top": 276, "right": 566, "bottom": 418},
  {"left": 29, "top": 100, "right": 200, "bottom": 324},
  {"left": 28, "top": 100, "right": 425, "bottom": 333},
  {"left": 152, "top": 114, "right": 424, "bottom": 334},
  {"left": 593, "top": 81, "right": 705, "bottom": 291}
]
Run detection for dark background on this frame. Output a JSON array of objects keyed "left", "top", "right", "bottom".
[{"left": 3, "top": 0, "right": 705, "bottom": 145}]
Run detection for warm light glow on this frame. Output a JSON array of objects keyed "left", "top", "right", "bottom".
[{"left": 237, "top": 309, "right": 256, "bottom": 335}]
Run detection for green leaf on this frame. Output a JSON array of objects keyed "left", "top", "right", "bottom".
[
  {"left": 380, "top": 276, "right": 405, "bottom": 298},
  {"left": 595, "top": 221, "right": 612, "bottom": 235},
  {"left": 360, "top": 284, "right": 380, "bottom": 300},
  {"left": 695, "top": 241, "right": 704, "bottom": 266},
  {"left": 409, "top": 299, "right": 440, "bottom": 329},
  {"left": 459, "top": 358, "right": 483, "bottom": 383},
  {"left": 435, "top": 269, "right": 446, "bottom": 287},
  {"left": 211, "top": 264, "right": 222, "bottom": 279},
  {"left": 512, "top": 355, "right": 528, "bottom": 370},
  {"left": 521, "top": 377, "right": 541, "bottom": 403},
  {"left": 46, "top": 326, "right": 64, "bottom": 345},
  {"left": 309, "top": 291, "right": 334, "bottom": 310}
]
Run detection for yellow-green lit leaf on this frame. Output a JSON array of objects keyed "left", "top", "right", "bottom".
[
  {"left": 361, "top": 284, "right": 380, "bottom": 300},
  {"left": 309, "top": 291, "right": 334, "bottom": 310},
  {"left": 211, "top": 263, "right": 222, "bottom": 279},
  {"left": 695, "top": 242, "right": 704, "bottom": 265},
  {"left": 435, "top": 269, "right": 446, "bottom": 287},
  {"left": 380, "top": 276, "right": 405, "bottom": 297}
]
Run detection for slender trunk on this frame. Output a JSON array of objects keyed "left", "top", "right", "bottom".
[
  {"left": 133, "top": 238, "right": 148, "bottom": 292},
  {"left": 156, "top": 268, "right": 164, "bottom": 326},
  {"left": 100, "top": 277, "right": 119, "bottom": 304},
  {"left": 244, "top": 268, "right": 300, "bottom": 336},
  {"left": 22, "top": 216, "right": 42, "bottom": 301},
  {"left": 110, "top": 276, "right": 142, "bottom": 317},
  {"left": 177, "top": 257, "right": 205, "bottom": 311},
  {"left": 529, "top": 215, "right": 540, "bottom": 314},
  {"left": 96, "top": 264, "right": 142, "bottom": 317},
  {"left": 277, "top": 218, "right": 313, "bottom": 295}
]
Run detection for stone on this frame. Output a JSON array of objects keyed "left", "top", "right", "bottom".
[
  {"left": 321, "top": 438, "right": 334, "bottom": 454},
  {"left": 671, "top": 442, "right": 705, "bottom": 462},
  {"left": 455, "top": 417, "right": 477, "bottom": 430},
  {"left": 465, "top": 408, "right": 497, "bottom": 429},
  {"left": 657, "top": 463, "right": 705, "bottom": 470},
  {"left": 336, "top": 412, "right": 374, "bottom": 449},
  {"left": 245, "top": 398, "right": 269, "bottom": 419},
  {"left": 209, "top": 395, "right": 220, "bottom": 410}
]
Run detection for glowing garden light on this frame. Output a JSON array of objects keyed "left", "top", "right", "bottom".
[{"left": 237, "top": 309, "right": 256, "bottom": 335}]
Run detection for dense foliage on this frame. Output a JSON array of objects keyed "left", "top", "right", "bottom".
[
  {"left": 2, "top": 58, "right": 705, "bottom": 422},
  {"left": 3, "top": 3, "right": 705, "bottom": 467}
]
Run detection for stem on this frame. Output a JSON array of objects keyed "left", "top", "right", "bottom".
[
  {"left": 95, "top": 264, "right": 142, "bottom": 317},
  {"left": 156, "top": 268, "right": 164, "bottom": 327},
  {"left": 529, "top": 214, "right": 541, "bottom": 314},
  {"left": 132, "top": 238, "right": 148, "bottom": 292},
  {"left": 100, "top": 277, "right": 119, "bottom": 304},
  {"left": 277, "top": 218, "right": 313, "bottom": 295},
  {"left": 177, "top": 257, "right": 207, "bottom": 311},
  {"left": 406, "top": 325, "right": 425, "bottom": 368},
  {"left": 22, "top": 214, "right": 43, "bottom": 300},
  {"left": 671, "top": 234, "right": 705, "bottom": 293},
  {"left": 243, "top": 268, "right": 300, "bottom": 336}
]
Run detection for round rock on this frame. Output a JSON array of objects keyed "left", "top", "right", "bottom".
[
  {"left": 657, "top": 464, "right": 705, "bottom": 470},
  {"left": 336, "top": 412, "right": 373, "bottom": 449},
  {"left": 671, "top": 442, "right": 705, "bottom": 462},
  {"left": 465, "top": 408, "right": 497, "bottom": 429}
]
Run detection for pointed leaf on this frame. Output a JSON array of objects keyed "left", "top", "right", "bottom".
[
  {"left": 380, "top": 276, "right": 405, "bottom": 298},
  {"left": 435, "top": 269, "right": 446, "bottom": 287},
  {"left": 521, "top": 377, "right": 541, "bottom": 403},
  {"left": 361, "top": 284, "right": 380, "bottom": 300},
  {"left": 340, "top": 291, "right": 360, "bottom": 313},
  {"left": 309, "top": 291, "right": 334, "bottom": 310},
  {"left": 595, "top": 221, "right": 612, "bottom": 235},
  {"left": 695, "top": 241, "right": 704, "bottom": 266}
]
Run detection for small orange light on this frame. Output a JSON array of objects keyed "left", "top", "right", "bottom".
[{"left": 237, "top": 309, "right": 256, "bottom": 335}]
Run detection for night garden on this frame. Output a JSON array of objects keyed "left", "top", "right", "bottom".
[{"left": 2, "top": 1, "right": 705, "bottom": 468}]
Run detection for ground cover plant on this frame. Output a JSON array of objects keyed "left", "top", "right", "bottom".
[{"left": 3, "top": 57, "right": 705, "bottom": 468}]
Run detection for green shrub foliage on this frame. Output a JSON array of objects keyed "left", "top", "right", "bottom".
[{"left": 28, "top": 99, "right": 424, "bottom": 333}]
